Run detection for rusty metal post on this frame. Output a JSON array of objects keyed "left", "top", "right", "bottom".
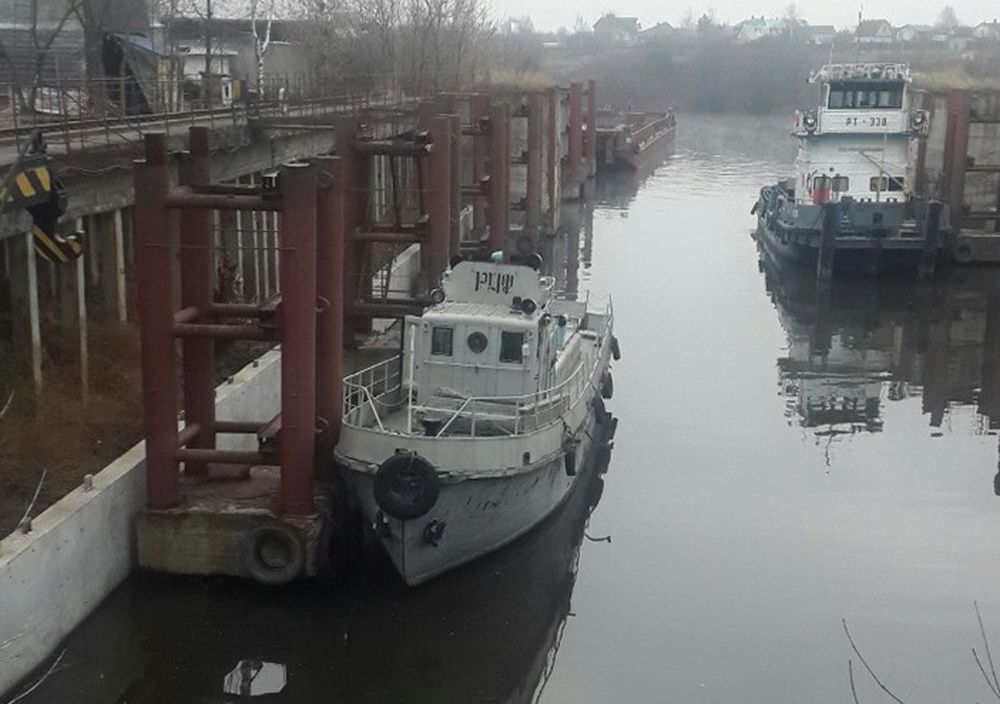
[
  {"left": 919, "top": 200, "right": 943, "bottom": 279},
  {"left": 546, "top": 87, "right": 558, "bottom": 230},
  {"left": 312, "top": 157, "right": 344, "bottom": 462},
  {"left": 913, "top": 90, "right": 932, "bottom": 197},
  {"left": 526, "top": 92, "right": 543, "bottom": 230},
  {"left": 278, "top": 162, "right": 318, "bottom": 516},
  {"left": 817, "top": 202, "right": 837, "bottom": 280},
  {"left": 943, "top": 89, "right": 971, "bottom": 232},
  {"left": 488, "top": 102, "right": 509, "bottom": 254},
  {"left": 422, "top": 116, "right": 452, "bottom": 294},
  {"left": 134, "top": 134, "right": 179, "bottom": 510},
  {"left": 314, "top": 156, "right": 345, "bottom": 459},
  {"left": 448, "top": 112, "right": 462, "bottom": 256},
  {"left": 568, "top": 82, "right": 583, "bottom": 186},
  {"left": 431, "top": 94, "right": 461, "bottom": 255},
  {"left": 471, "top": 94, "right": 490, "bottom": 239},
  {"left": 586, "top": 79, "right": 597, "bottom": 178},
  {"left": 177, "top": 127, "right": 216, "bottom": 476},
  {"left": 334, "top": 117, "right": 363, "bottom": 333}
]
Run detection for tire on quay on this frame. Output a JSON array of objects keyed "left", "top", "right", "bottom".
[
  {"left": 374, "top": 451, "right": 441, "bottom": 520},
  {"left": 241, "top": 524, "right": 305, "bottom": 586}
]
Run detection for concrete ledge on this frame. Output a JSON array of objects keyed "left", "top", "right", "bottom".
[
  {"left": 0, "top": 348, "right": 283, "bottom": 697},
  {"left": 0, "top": 441, "right": 146, "bottom": 696}
]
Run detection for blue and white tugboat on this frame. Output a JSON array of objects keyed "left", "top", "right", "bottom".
[
  {"left": 753, "top": 63, "right": 946, "bottom": 275},
  {"left": 335, "top": 256, "right": 617, "bottom": 585}
]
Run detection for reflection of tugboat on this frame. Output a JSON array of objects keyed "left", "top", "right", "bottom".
[
  {"left": 760, "top": 245, "right": 1000, "bottom": 437},
  {"left": 336, "top": 256, "right": 618, "bottom": 585},
  {"left": 595, "top": 109, "right": 675, "bottom": 173},
  {"left": 753, "top": 63, "right": 947, "bottom": 276}
]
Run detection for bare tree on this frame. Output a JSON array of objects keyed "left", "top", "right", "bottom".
[
  {"left": 0, "top": 0, "right": 83, "bottom": 112},
  {"left": 249, "top": 0, "right": 275, "bottom": 95}
]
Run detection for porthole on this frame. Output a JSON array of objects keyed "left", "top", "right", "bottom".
[{"left": 467, "top": 331, "right": 488, "bottom": 354}]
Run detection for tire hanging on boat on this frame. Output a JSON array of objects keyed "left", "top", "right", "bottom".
[
  {"left": 374, "top": 451, "right": 441, "bottom": 520},
  {"left": 601, "top": 371, "right": 614, "bottom": 399},
  {"left": 610, "top": 335, "right": 621, "bottom": 361},
  {"left": 241, "top": 524, "right": 305, "bottom": 586}
]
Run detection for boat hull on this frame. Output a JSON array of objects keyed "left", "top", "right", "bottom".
[
  {"left": 753, "top": 184, "right": 944, "bottom": 276},
  {"left": 340, "top": 407, "right": 607, "bottom": 586}
]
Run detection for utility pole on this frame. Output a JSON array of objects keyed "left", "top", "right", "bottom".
[
  {"left": 204, "top": 0, "right": 213, "bottom": 104},
  {"left": 204, "top": 0, "right": 213, "bottom": 76}
]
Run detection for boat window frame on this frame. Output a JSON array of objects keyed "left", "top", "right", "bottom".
[
  {"left": 430, "top": 326, "right": 454, "bottom": 356},
  {"left": 499, "top": 330, "right": 525, "bottom": 364},
  {"left": 869, "top": 175, "right": 905, "bottom": 192},
  {"left": 826, "top": 81, "right": 904, "bottom": 110}
]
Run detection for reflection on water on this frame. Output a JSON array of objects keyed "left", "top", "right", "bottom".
[
  {"left": 762, "top": 249, "right": 1000, "bottom": 437},
  {"left": 9, "top": 455, "right": 610, "bottom": 704}
]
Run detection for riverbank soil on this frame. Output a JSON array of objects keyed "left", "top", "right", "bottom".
[
  {"left": 0, "top": 325, "right": 273, "bottom": 538},
  {"left": 0, "top": 322, "right": 143, "bottom": 536}
]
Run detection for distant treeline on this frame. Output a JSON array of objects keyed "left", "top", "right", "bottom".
[{"left": 548, "top": 39, "right": 1000, "bottom": 114}]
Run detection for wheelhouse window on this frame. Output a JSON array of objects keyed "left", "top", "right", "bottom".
[
  {"left": 431, "top": 326, "right": 453, "bottom": 356},
  {"left": 827, "top": 82, "right": 903, "bottom": 109},
  {"left": 869, "top": 176, "right": 905, "bottom": 192},
  {"left": 500, "top": 331, "right": 524, "bottom": 363},
  {"left": 813, "top": 175, "right": 849, "bottom": 193}
]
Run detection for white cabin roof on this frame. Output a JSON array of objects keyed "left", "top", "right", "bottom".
[{"left": 811, "top": 63, "right": 911, "bottom": 83}]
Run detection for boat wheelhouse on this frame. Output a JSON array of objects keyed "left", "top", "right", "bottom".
[
  {"left": 753, "top": 63, "right": 946, "bottom": 276},
  {"left": 335, "top": 257, "right": 617, "bottom": 585}
]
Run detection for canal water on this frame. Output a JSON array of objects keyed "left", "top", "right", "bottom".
[{"left": 11, "top": 114, "right": 1000, "bottom": 703}]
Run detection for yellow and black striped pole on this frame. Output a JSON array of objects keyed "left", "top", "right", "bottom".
[{"left": 1, "top": 139, "right": 84, "bottom": 264}]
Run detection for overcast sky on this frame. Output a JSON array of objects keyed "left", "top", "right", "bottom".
[{"left": 488, "top": 0, "right": 1000, "bottom": 33}]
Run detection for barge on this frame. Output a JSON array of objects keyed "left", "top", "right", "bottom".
[{"left": 595, "top": 110, "right": 675, "bottom": 173}]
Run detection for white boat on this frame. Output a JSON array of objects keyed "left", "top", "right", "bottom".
[
  {"left": 335, "top": 256, "right": 617, "bottom": 585},
  {"left": 753, "top": 63, "right": 947, "bottom": 276}
]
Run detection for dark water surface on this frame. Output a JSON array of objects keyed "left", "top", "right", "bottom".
[{"left": 12, "top": 114, "right": 1000, "bottom": 703}]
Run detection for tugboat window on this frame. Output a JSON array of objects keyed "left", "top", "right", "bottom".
[
  {"left": 467, "top": 331, "right": 488, "bottom": 354},
  {"left": 500, "top": 331, "right": 524, "bottom": 363},
  {"left": 870, "top": 176, "right": 905, "bottom": 192},
  {"left": 431, "top": 326, "right": 453, "bottom": 356}
]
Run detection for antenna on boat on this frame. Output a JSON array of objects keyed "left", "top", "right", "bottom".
[{"left": 854, "top": 6, "right": 863, "bottom": 61}]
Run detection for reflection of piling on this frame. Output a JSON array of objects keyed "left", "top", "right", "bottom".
[
  {"left": 817, "top": 202, "right": 838, "bottom": 280},
  {"left": 810, "top": 279, "right": 832, "bottom": 356}
]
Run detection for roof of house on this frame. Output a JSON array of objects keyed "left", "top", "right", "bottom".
[{"left": 857, "top": 19, "right": 891, "bottom": 37}]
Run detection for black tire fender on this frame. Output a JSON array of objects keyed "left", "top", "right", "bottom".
[
  {"left": 954, "top": 242, "right": 974, "bottom": 264},
  {"left": 610, "top": 335, "right": 621, "bottom": 361},
  {"left": 374, "top": 452, "right": 441, "bottom": 520},
  {"left": 601, "top": 371, "right": 614, "bottom": 400},
  {"left": 241, "top": 524, "right": 304, "bottom": 586}
]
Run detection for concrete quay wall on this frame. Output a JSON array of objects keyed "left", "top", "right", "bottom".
[{"left": 0, "top": 349, "right": 283, "bottom": 697}]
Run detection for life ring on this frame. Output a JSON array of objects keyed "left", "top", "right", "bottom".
[
  {"left": 953, "top": 242, "right": 974, "bottom": 264},
  {"left": 601, "top": 371, "right": 614, "bottom": 399},
  {"left": 241, "top": 524, "right": 304, "bottom": 586},
  {"left": 374, "top": 451, "right": 440, "bottom": 520},
  {"left": 610, "top": 336, "right": 621, "bottom": 361}
]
